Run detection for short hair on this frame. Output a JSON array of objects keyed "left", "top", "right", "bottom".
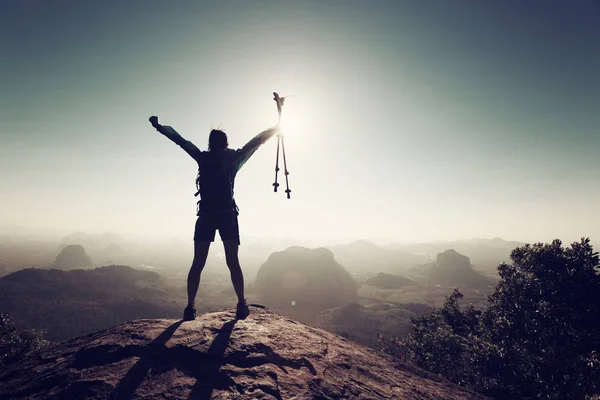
[{"left": 208, "top": 129, "right": 228, "bottom": 151}]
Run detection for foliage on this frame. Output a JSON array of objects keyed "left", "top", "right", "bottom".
[
  {"left": 0, "top": 312, "right": 47, "bottom": 367},
  {"left": 381, "top": 238, "right": 600, "bottom": 400}
]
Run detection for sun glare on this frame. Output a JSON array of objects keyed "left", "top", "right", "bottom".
[
  {"left": 278, "top": 106, "right": 295, "bottom": 134},
  {"left": 275, "top": 95, "right": 311, "bottom": 142},
  {"left": 255, "top": 92, "right": 312, "bottom": 151}
]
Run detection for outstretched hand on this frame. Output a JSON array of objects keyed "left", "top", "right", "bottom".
[{"left": 149, "top": 116, "right": 160, "bottom": 129}]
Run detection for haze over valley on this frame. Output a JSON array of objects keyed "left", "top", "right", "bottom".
[{"left": 0, "top": 228, "right": 524, "bottom": 343}]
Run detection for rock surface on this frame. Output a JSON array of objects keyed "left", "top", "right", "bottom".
[{"left": 0, "top": 306, "right": 487, "bottom": 399}]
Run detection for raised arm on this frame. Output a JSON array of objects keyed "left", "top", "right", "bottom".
[
  {"left": 234, "top": 125, "right": 281, "bottom": 171},
  {"left": 149, "top": 116, "right": 202, "bottom": 161}
]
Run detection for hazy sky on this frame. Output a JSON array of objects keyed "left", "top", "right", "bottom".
[{"left": 1, "top": 0, "right": 599, "bottom": 245}]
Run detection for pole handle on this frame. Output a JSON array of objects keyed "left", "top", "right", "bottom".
[{"left": 273, "top": 92, "right": 285, "bottom": 123}]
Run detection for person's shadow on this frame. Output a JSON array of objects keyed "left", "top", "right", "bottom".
[
  {"left": 111, "top": 320, "right": 184, "bottom": 399},
  {"left": 187, "top": 319, "right": 238, "bottom": 399},
  {"left": 111, "top": 319, "right": 238, "bottom": 400}
]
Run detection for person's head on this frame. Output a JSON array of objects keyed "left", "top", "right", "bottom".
[{"left": 208, "top": 129, "right": 228, "bottom": 151}]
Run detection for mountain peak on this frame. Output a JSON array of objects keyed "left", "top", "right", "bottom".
[
  {"left": 52, "top": 244, "right": 93, "bottom": 270},
  {"left": 0, "top": 306, "right": 485, "bottom": 399}
]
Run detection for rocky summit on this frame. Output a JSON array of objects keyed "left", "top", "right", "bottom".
[{"left": 0, "top": 306, "right": 486, "bottom": 399}]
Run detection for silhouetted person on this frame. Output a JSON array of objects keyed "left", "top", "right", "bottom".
[{"left": 149, "top": 116, "right": 280, "bottom": 321}]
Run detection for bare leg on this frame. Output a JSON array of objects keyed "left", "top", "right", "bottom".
[
  {"left": 187, "top": 241, "right": 211, "bottom": 308},
  {"left": 223, "top": 240, "right": 244, "bottom": 304}
]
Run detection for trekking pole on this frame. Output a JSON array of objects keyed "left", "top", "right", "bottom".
[
  {"left": 281, "top": 131, "right": 291, "bottom": 199},
  {"left": 272, "top": 92, "right": 291, "bottom": 198},
  {"left": 272, "top": 93, "right": 282, "bottom": 192},
  {"left": 273, "top": 132, "right": 280, "bottom": 192}
]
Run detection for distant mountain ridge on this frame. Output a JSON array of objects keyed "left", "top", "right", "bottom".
[
  {"left": 0, "top": 265, "right": 183, "bottom": 341},
  {"left": 254, "top": 246, "right": 359, "bottom": 323},
  {"left": 390, "top": 238, "right": 526, "bottom": 269},
  {"left": 424, "top": 249, "right": 494, "bottom": 289},
  {"left": 328, "top": 240, "right": 431, "bottom": 280},
  {"left": 52, "top": 244, "right": 93, "bottom": 270}
]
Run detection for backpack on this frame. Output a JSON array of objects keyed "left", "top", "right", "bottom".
[{"left": 194, "top": 154, "right": 238, "bottom": 215}]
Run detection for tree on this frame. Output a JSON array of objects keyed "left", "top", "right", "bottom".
[
  {"left": 0, "top": 312, "right": 47, "bottom": 367},
  {"left": 401, "top": 289, "right": 500, "bottom": 393},
  {"left": 485, "top": 239, "right": 600, "bottom": 399},
  {"left": 382, "top": 238, "right": 600, "bottom": 400}
]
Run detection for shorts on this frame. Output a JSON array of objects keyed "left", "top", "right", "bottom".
[{"left": 194, "top": 211, "right": 240, "bottom": 244}]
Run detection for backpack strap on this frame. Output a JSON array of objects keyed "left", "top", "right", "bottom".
[{"left": 194, "top": 170, "right": 201, "bottom": 197}]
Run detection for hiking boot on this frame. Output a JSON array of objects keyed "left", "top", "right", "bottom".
[
  {"left": 183, "top": 305, "right": 196, "bottom": 321},
  {"left": 236, "top": 300, "right": 250, "bottom": 320}
]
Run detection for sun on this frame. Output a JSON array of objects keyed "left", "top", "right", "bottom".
[
  {"left": 274, "top": 95, "right": 306, "bottom": 140},
  {"left": 278, "top": 102, "right": 296, "bottom": 133},
  {"left": 254, "top": 87, "right": 324, "bottom": 154}
]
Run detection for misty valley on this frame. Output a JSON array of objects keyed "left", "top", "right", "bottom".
[{"left": 0, "top": 232, "right": 507, "bottom": 344}]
